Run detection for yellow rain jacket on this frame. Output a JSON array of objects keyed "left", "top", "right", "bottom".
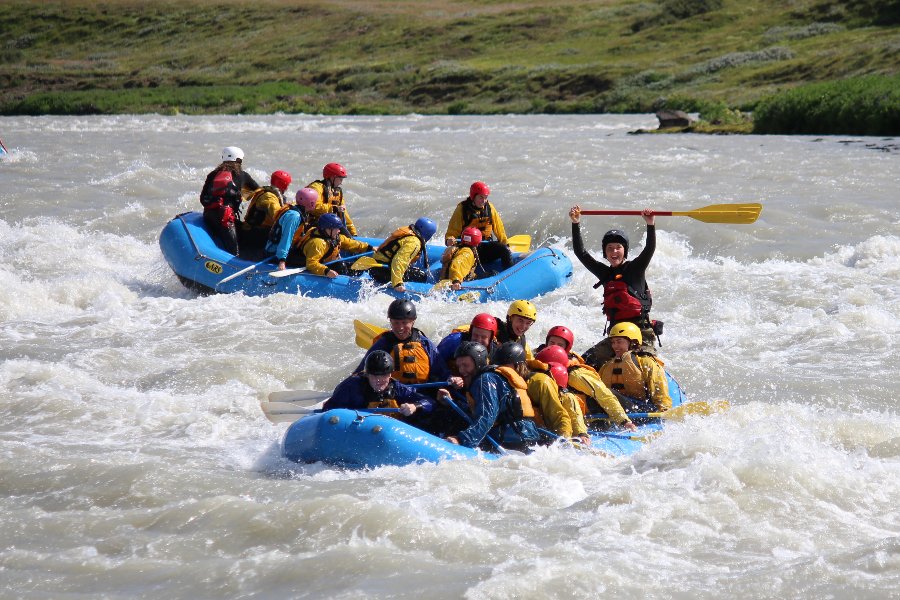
[
  {"left": 300, "top": 228, "right": 370, "bottom": 276},
  {"left": 598, "top": 351, "right": 672, "bottom": 412},
  {"left": 567, "top": 359, "right": 632, "bottom": 426},
  {"left": 372, "top": 226, "right": 424, "bottom": 288},
  {"left": 307, "top": 180, "right": 357, "bottom": 236},
  {"left": 438, "top": 245, "right": 477, "bottom": 286},
  {"left": 444, "top": 199, "right": 508, "bottom": 245},
  {"left": 242, "top": 186, "right": 285, "bottom": 231},
  {"left": 527, "top": 371, "right": 573, "bottom": 438}
]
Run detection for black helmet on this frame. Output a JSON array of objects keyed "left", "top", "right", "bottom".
[
  {"left": 453, "top": 341, "right": 489, "bottom": 369},
  {"left": 387, "top": 299, "right": 417, "bottom": 320},
  {"left": 491, "top": 341, "right": 526, "bottom": 366},
  {"left": 601, "top": 229, "right": 629, "bottom": 258},
  {"left": 364, "top": 350, "right": 394, "bottom": 376}
]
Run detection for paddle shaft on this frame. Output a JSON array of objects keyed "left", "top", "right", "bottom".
[
  {"left": 219, "top": 256, "right": 274, "bottom": 285},
  {"left": 269, "top": 250, "right": 375, "bottom": 278},
  {"left": 578, "top": 203, "right": 762, "bottom": 224},
  {"left": 447, "top": 391, "right": 507, "bottom": 456}
]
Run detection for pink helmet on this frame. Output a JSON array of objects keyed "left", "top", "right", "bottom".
[
  {"left": 270, "top": 170, "right": 292, "bottom": 193},
  {"left": 323, "top": 162, "right": 347, "bottom": 179},
  {"left": 295, "top": 187, "right": 319, "bottom": 211},
  {"left": 469, "top": 181, "right": 490, "bottom": 199}
]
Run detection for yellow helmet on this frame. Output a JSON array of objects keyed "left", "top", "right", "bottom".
[
  {"left": 608, "top": 322, "right": 642, "bottom": 345},
  {"left": 507, "top": 299, "right": 537, "bottom": 322}
]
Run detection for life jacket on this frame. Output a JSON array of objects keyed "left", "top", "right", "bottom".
[
  {"left": 440, "top": 245, "right": 479, "bottom": 281},
  {"left": 268, "top": 205, "right": 310, "bottom": 249},
  {"left": 310, "top": 179, "right": 344, "bottom": 212},
  {"left": 461, "top": 199, "right": 495, "bottom": 240},
  {"left": 465, "top": 366, "right": 535, "bottom": 421},
  {"left": 377, "top": 226, "right": 427, "bottom": 270},
  {"left": 372, "top": 329, "right": 432, "bottom": 384},
  {"left": 243, "top": 186, "right": 285, "bottom": 228},
  {"left": 362, "top": 379, "right": 401, "bottom": 410},
  {"left": 565, "top": 360, "right": 599, "bottom": 417},
  {"left": 297, "top": 227, "right": 340, "bottom": 263},
  {"left": 601, "top": 273, "right": 652, "bottom": 322},
  {"left": 598, "top": 351, "right": 648, "bottom": 401},
  {"left": 200, "top": 169, "right": 240, "bottom": 210},
  {"left": 495, "top": 318, "right": 527, "bottom": 349}
]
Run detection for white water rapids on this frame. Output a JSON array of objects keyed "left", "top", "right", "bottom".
[{"left": 1, "top": 114, "right": 898, "bottom": 598}]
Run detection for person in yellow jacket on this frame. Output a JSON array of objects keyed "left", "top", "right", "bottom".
[
  {"left": 526, "top": 350, "right": 590, "bottom": 445},
  {"left": 308, "top": 162, "right": 357, "bottom": 236},
  {"left": 436, "top": 227, "right": 482, "bottom": 291},
  {"left": 241, "top": 170, "right": 291, "bottom": 252},
  {"left": 444, "top": 181, "right": 512, "bottom": 270},
  {"left": 368, "top": 217, "right": 437, "bottom": 293},
  {"left": 298, "top": 213, "right": 372, "bottom": 278},
  {"left": 537, "top": 326, "right": 637, "bottom": 432},
  {"left": 598, "top": 322, "right": 672, "bottom": 414}
]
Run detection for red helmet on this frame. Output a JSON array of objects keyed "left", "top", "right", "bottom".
[
  {"left": 469, "top": 181, "right": 490, "bottom": 199},
  {"left": 470, "top": 313, "right": 498, "bottom": 337},
  {"left": 460, "top": 227, "right": 482, "bottom": 247},
  {"left": 535, "top": 345, "right": 569, "bottom": 367},
  {"left": 270, "top": 170, "right": 292, "bottom": 193},
  {"left": 546, "top": 325, "right": 575, "bottom": 351},
  {"left": 323, "top": 162, "right": 347, "bottom": 179},
  {"left": 548, "top": 363, "right": 569, "bottom": 388}
]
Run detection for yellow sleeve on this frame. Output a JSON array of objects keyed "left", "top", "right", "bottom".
[
  {"left": 388, "top": 237, "right": 421, "bottom": 287},
  {"left": 524, "top": 342, "right": 534, "bottom": 361},
  {"left": 262, "top": 192, "right": 283, "bottom": 226},
  {"left": 303, "top": 237, "right": 331, "bottom": 276},
  {"left": 641, "top": 357, "right": 672, "bottom": 412},
  {"left": 528, "top": 374, "right": 572, "bottom": 438},
  {"left": 567, "top": 368, "right": 630, "bottom": 425},
  {"left": 490, "top": 205, "right": 508, "bottom": 244},
  {"left": 444, "top": 203, "right": 465, "bottom": 245},
  {"left": 561, "top": 391, "right": 588, "bottom": 436},
  {"left": 339, "top": 234, "right": 371, "bottom": 257},
  {"left": 342, "top": 209, "right": 357, "bottom": 236},
  {"left": 446, "top": 247, "right": 475, "bottom": 283}
]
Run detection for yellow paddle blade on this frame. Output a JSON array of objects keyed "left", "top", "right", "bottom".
[
  {"left": 673, "top": 203, "right": 762, "bottom": 224},
  {"left": 653, "top": 399, "right": 730, "bottom": 420},
  {"left": 354, "top": 319, "right": 388, "bottom": 349},
  {"left": 507, "top": 234, "right": 532, "bottom": 253},
  {"left": 350, "top": 256, "right": 384, "bottom": 270}
]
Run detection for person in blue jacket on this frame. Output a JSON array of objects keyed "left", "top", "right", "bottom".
[
  {"left": 323, "top": 351, "right": 441, "bottom": 427},
  {"left": 445, "top": 341, "right": 540, "bottom": 452}
]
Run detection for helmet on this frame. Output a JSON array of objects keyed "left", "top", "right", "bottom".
[
  {"left": 507, "top": 299, "right": 537, "bottom": 322},
  {"left": 387, "top": 299, "right": 417, "bottom": 320},
  {"left": 295, "top": 187, "right": 319, "bottom": 211},
  {"left": 221, "top": 146, "right": 244, "bottom": 162},
  {"left": 491, "top": 341, "right": 526, "bottom": 366},
  {"left": 470, "top": 313, "right": 498, "bottom": 337},
  {"left": 323, "top": 162, "right": 347, "bottom": 179},
  {"left": 546, "top": 325, "right": 575, "bottom": 351},
  {"left": 548, "top": 362, "right": 569, "bottom": 388},
  {"left": 270, "top": 170, "right": 292, "bottom": 192},
  {"left": 602, "top": 229, "right": 629, "bottom": 258},
  {"left": 608, "top": 321, "right": 642, "bottom": 345},
  {"left": 469, "top": 181, "right": 490, "bottom": 198},
  {"left": 453, "top": 341, "right": 489, "bottom": 370},
  {"left": 535, "top": 345, "right": 569, "bottom": 367},
  {"left": 365, "top": 350, "right": 394, "bottom": 376},
  {"left": 413, "top": 217, "right": 437, "bottom": 241},
  {"left": 460, "top": 227, "right": 482, "bottom": 247},
  {"left": 317, "top": 213, "right": 345, "bottom": 233}
]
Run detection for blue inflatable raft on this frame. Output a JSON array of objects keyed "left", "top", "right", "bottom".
[
  {"left": 159, "top": 212, "right": 573, "bottom": 303},
  {"left": 282, "top": 373, "right": 687, "bottom": 469}
]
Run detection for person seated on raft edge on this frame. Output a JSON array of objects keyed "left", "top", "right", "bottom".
[
  {"left": 437, "top": 312, "right": 500, "bottom": 376},
  {"left": 598, "top": 322, "right": 672, "bottom": 416},
  {"left": 359, "top": 217, "right": 438, "bottom": 293},
  {"left": 240, "top": 169, "right": 292, "bottom": 257},
  {"left": 525, "top": 346, "right": 591, "bottom": 447},
  {"left": 265, "top": 187, "right": 319, "bottom": 270},
  {"left": 434, "top": 227, "right": 484, "bottom": 291},
  {"left": 569, "top": 204, "right": 663, "bottom": 370},
  {"left": 445, "top": 341, "right": 540, "bottom": 453},
  {"left": 533, "top": 325, "right": 638, "bottom": 432},
  {"left": 199, "top": 146, "right": 261, "bottom": 256},
  {"left": 445, "top": 181, "right": 513, "bottom": 271},
  {"left": 307, "top": 162, "right": 358, "bottom": 236},
  {"left": 323, "top": 350, "right": 451, "bottom": 430},
  {"left": 294, "top": 213, "right": 373, "bottom": 277},
  {"left": 493, "top": 300, "right": 538, "bottom": 360}
]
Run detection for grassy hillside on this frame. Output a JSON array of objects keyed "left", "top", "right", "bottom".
[{"left": 1, "top": 0, "right": 898, "bottom": 117}]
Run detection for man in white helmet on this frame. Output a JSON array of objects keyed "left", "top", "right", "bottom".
[{"left": 199, "top": 146, "right": 260, "bottom": 255}]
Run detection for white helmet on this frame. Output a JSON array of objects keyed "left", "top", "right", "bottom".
[{"left": 221, "top": 146, "right": 244, "bottom": 162}]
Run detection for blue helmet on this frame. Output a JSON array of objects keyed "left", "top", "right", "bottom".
[
  {"left": 317, "top": 213, "right": 345, "bottom": 233},
  {"left": 413, "top": 217, "right": 437, "bottom": 241}
]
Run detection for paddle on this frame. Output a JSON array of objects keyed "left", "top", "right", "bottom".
[
  {"left": 268, "top": 250, "right": 375, "bottom": 278},
  {"left": 354, "top": 319, "right": 389, "bottom": 349},
  {"left": 580, "top": 203, "right": 762, "bottom": 225},
  {"left": 586, "top": 399, "right": 729, "bottom": 422},
  {"left": 218, "top": 256, "right": 274, "bottom": 286},
  {"left": 268, "top": 380, "right": 453, "bottom": 404},
  {"left": 261, "top": 402, "right": 400, "bottom": 422},
  {"left": 446, "top": 391, "right": 507, "bottom": 456},
  {"left": 506, "top": 234, "right": 531, "bottom": 253}
]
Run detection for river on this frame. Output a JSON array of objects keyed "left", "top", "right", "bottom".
[{"left": 1, "top": 114, "right": 898, "bottom": 599}]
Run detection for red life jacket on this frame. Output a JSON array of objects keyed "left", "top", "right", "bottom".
[
  {"left": 201, "top": 170, "right": 240, "bottom": 210},
  {"left": 602, "top": 275, "right": 648, "bottom": 321}
]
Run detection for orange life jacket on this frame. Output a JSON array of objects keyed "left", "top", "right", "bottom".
[{"left": 372, "top": 329, "right": 432, "bottom": 384}]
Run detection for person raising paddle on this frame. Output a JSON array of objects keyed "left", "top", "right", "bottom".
[{"left": 569, "top": 205, "right": 660, "bottom": 369}]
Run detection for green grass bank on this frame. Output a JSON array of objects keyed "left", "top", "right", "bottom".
[{"left": 1, "top": 0, "right": 898, "bottom": 133}]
